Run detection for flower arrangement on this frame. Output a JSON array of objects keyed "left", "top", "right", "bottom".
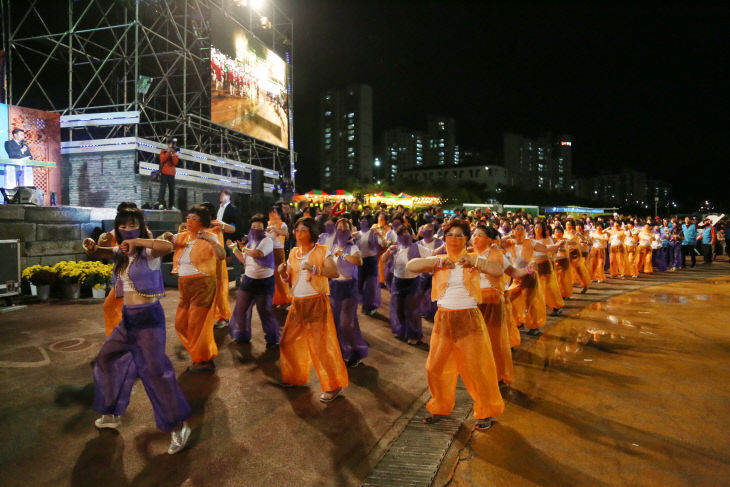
[
  {"left": 52, "top": 261, "right": 85, "bottom": 284},
  {"left": 80, "top": 261, "right": 114, "bottom": 290},
  {"left": 21, "top": 265, "right": 57, "bottom": 286}
]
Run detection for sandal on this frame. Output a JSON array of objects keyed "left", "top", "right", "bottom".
[
  {"left": 475, "top": 418, "right": 493, "bottom": 431},
  {"left": 320, "top": 388, "right": 344, "bottom": 403},
  {"left": 423, "top": 414, "right": 444, "bottom": 424}
]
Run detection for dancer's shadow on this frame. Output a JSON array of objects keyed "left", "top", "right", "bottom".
[
  {"left": 71, "top": 431, "right": 129, "bottom": 487},
  {"left": 288, "top": 392, "right": 378, "bottom": 485},
  {"left": 231, "top": 341, "right": 281, "bottom": 383},
  {"left": 55, "top": 383, "right": 104, "bottom": 434},
  {"left": 348, "top": 364, "right": 416, "bottom": 413}
]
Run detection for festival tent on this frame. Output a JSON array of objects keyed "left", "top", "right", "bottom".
[{"left": 306, "top": 189, "right": 329, "bottom": 195}]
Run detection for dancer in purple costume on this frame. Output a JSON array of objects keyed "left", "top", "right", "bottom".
[
  {"left": 228, "top": 213, "right": 280, "bottom": 347},
  {"left": 416, "top": 223, "right": 444, "bottom": 320},
  {"left": 356, "top": 216, "right": 382, "bottom": 315},
  {"left": 330, "top": 218, "right": 369, "bottom": 367},
  {"left": 83, "top": 208, "right": 191, "bottom": 455}
]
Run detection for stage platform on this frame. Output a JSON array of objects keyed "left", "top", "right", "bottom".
[{"left": 0, "top": 204, "right": 182, "bottom": 268}]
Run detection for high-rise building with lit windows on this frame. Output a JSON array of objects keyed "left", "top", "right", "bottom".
[
  {"left": 426, "top": 116, "right": 456, "bottom": 166},
  {"left": 381, "top": 128, "right": 428, "bottom": 183},
  {"left": 503, "top": 132, "right": 572, "bottom": 191},
  {"left": 319, "top": 84, "right": 373, "bottom": 188}
]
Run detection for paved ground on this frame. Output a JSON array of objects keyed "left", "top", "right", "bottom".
[
  {"left": 445, "top": 267, "right": 730, "bottom": 487},
  {"left": 0, "top": 262, "right": 728, "bottom": 486}
]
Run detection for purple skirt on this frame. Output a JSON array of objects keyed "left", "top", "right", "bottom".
[
  {"left": 330, "top": 279, "right": 369, "bottom": 361},
  {"left": 93, "top": 301, "right": 192, "bottom": 432}
]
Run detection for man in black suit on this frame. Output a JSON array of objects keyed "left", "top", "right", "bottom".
[
  {"left": 216, "top": 189, "right": 241, "bottom": 239},
  {"left": 4, "top": 128, "right": 33, "bottom": 187}
]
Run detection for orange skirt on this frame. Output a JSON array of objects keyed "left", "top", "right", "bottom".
[
  {"left": 479, "top": 289, "right": 514, "bottom": 384},
  {"left": 426, "top": 307, "right": 504, "bottom": 419},
  {"left": 175, "top": 274, "right": 218, "bottom": 363},
  {"left": 280, "top": 294, "right": 349, "bottom": 392},
  {"left": 103, "top": 287, "right": 123, "bottom": 336}
]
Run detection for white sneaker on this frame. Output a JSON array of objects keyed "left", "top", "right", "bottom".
[
  {"left": 168, "top": 422, "right": 191, "bottom": 455},
  {"left": 94, "top": 414, "right": 121, "bottom": 429},
  {"left": 319, "top": 388, "right": 344, "bottom": 403}
]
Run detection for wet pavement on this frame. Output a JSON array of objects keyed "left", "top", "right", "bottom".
[
  {"left": 447, "top": 275, "right": 730, "bottom": 487},
  {"left": 1, "top": 265, "right": 729, "bottom": 486}
]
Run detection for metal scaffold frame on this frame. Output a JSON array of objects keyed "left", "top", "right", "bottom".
[{"left": 1, "top": 0, "right": 295, "bottom": 185}]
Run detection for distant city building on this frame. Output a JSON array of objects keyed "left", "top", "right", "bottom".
[
  {"left": 379, "top": 127, "right": 428, "bottom": 183},
  {"left": 575, "top": 169, "right": 671, "bottom": 208},
  {"left": 503, "top": 132, "right": 572, "bottom": 191},
  {"left": 401, "top": 163, "right": 508, "bottom": 192},
  {"left": 319, "top": 84, "right": 373, "bottom": 188},
  {"left": 427, "top": 115, "right": 457, "bottom": 166}
]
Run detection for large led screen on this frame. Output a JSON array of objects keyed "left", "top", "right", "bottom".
[{"left": 211, "top": 15, "right": 289, "bottom": 149}]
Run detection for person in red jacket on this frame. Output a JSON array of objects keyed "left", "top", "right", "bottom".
[{"left": 158, "top": 140, "right": 179, "bottom": 209}]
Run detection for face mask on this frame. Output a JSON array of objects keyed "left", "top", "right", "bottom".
[
  {"left": 445, "top": 235, "right": 467, "bottom": 261},
  {"left": 397, "top": 234, "right": 412, "bottom": 248},
  {"left": 422, "top": 229, "right": 434, "bottom": 241},
  {"left": 472, "top": 235, "right": 488, "bottom": 253},
  {"left": 117, "top": 228, "right": 141, "bottom": 242},
  {"left": 249, "top": 228, "right": 265, "bottom": 242},
  {"left": 378, "top": 217, "right": 386, "bottom": 226},
  {"left": 186, "top": 218, "right": 202, "bottom": 233},
  {"left": 335, "top": 229, "right": 350, "bottom": 245},
  {"left": 391, "top": 221, "right": 402, "bottom": 231},
  {"left": 324, "top": 222, "right": 335, "bottom": 234},
  {"left": 269, "top": 213, "right": 281, "bottom": 222},
  {"left": 360, "top": 221, "right": 370, "bottom": 232},
  {"left": 295, "top": 230, "right": 311, "bottom": 247}
]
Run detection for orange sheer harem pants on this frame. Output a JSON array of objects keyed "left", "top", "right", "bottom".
[
  {"left": 570, "top": 250, "right": 591, "bottom": 288},
  {"left": 426, "top": 307, "right": 505, "bottom": 419},
  {"left": 536, "top": 260, "right": 564, "bottom": 310},
  {"left": 103, "top": 287, "right": 124, "bottom": 336},
  {"left": 554, "top": 258, "right": 574, "bottom": 299},
  {"left": 609, "top": 245, "right": 626, "bottom": 277},
  {"left": 588, "top": 247, "right": 606, "bottom": 282},
  {"left": 508, "top": 273, "right": 546, "bottom": 330},
  {"left": 214, "top": 258, "right": 232, "bottom": 322},
  {"left": 637, "top": 246, "right": 653, "bottom": 273},
  {"left": 272, "top": 248, "right": 292, "bottom": 306},
  {"left": 479, "top": 289, "right": 514, "bottom": 384},
  {"left": 175, "top": 274, "right": 218, "bottom": 363},
  {"left": 279, "top": 294, "right": 349, "bottom": 392}
]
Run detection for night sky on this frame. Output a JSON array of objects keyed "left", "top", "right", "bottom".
[{"left": 280, "top": 1, "right": 729, "bottom": 208}]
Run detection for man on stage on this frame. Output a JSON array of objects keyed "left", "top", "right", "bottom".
[{"left": 4, "top": 128, "right": 33, "bottom": 187}]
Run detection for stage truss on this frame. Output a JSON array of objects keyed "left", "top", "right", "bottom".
[{"left": 1, "top": 0, "right": 295, "bottom": 188}]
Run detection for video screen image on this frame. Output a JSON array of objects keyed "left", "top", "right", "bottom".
[{"left": 210, "top": 15, "right": 289, "bottom": 149}]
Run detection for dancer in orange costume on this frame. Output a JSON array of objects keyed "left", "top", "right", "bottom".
[
  {"left": 588, "top": 223, "right": 608, "bottom": 282},
  {"left": 199, "top": 201, "right": 234, "bottom": 326},
  {"left": 167, "top": 205, "right": 226, "bottom": 372},
  {"left": 278, "top": 217, "right": 349, "bottom": 403},
  {"left": 472, "top": 225, "right": 533, "bottom": 386},
  {"left": 637, "top": 223, "right": 654, "bottom": 273},
  {"left": 533, "top": 222, "right": 565, "bottom": 316},
  {"left": 266, "top": 205, "right": 292, "bottom": 306},
  {"left": 551, "top": 226, "right": 574, "bottom": 299},
  {"left": 624, "top": 222, "right": 639, "bottom": 278},
  {"left": 406, "top": 218, "right": 505, "bottom": 431},
  {"left": 504, "top": 223, "right": 563, "bottom": 337},
  {"left": 565, "top": 221, "right": 590, "bottom": 294},
  {"left": 608, "top": 222, "right": 627, "bottom": 278},
  {"left": 98, "top": 201, "right": 152, "bottom": 336}
]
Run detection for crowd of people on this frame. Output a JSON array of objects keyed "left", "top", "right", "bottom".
[{"left": 80, "top": 196, "right": 726, "bottom": 454}]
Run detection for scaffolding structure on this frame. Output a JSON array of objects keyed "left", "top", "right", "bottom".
[{"left": 1, "top": 0, "right": 295, "bottom": 185}]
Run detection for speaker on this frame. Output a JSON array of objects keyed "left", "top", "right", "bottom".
[
  {"left": 1, "top": 186, "right": 44, "bottom": 205},
  {"left": 251, "top": 169, "right": 264, "bottom": 195},
  {"left": 0, "top": 239, "right": 21, "bottom": 297}
]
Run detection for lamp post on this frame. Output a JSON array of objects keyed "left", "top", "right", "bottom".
[{"left": 654, "top": 196, "right": 659, "bottom": 218}]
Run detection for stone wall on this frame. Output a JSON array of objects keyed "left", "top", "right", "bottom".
[
  {"left": 0, "top": 205, "right": 181, "bottom": 269},
  {"left": 64, "top": 149, "right": 246, "bottom": 210}
]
